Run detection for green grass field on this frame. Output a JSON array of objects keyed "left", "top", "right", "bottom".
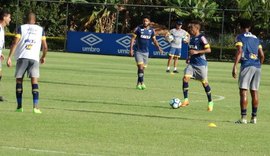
[{"left": 0, "top": 50, "right": 270, "bottom": 156}]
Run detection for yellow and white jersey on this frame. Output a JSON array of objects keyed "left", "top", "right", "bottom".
[
  {"left": 15, "top": 24, "right": 46, "bottom": 62},
  {"left": 0, "top": 25, "right": 4, "bottom": 56}
]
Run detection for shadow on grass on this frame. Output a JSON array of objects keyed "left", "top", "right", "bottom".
[
  {"left": 45, "top": 98, "right": 168, "bottom": 109},
  {"left": 43, "top": 106, "right": 232, "bottom": 123},
  {"left": 40, "top": 80, "right": 134, "bottom": 90}
]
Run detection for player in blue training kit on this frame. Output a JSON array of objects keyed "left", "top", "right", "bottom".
[
  {"left": 130, "top": 15, "right": 163, "bottom": 90},
  {"left": 233, "top": 19, "right": 264, "bottom": 124},
  {"left": 181, "top": 20, "right": 214, "bottom": 111}
]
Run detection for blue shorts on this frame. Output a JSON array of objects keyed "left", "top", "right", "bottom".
[{"left": 169, "top": 47, "right": 181, "bottom": 58}]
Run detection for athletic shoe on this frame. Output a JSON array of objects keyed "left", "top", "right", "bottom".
[
  {"left": 0, "top": 96, "right": 4, "bottom": 102},
  {"left": 166, "top": 70, "right": 170, "bottom": 73},
  {"left": 173, "top": 70, "right": 179, "bottom": 73},
  {"left": 141, "top": 84, "right": 146, "bottom": 90},
  {"left": 250, "top": 117, "right": 257, "bottom": 124},
  {"left": 207, "top": 101, "right": 214, "bottom": 112},
  {"left": 33, "top": 108, "right": 42, "bottom": 114},
  {"left": 136, "top": 84, "right": 142, "bottom": 90},
  {"left": 180, "top": 98, "right": 189, "bottom": 107},
  {"left": 15, "top": 108, "right": 23, "bottom": 112},
  {"left": 235, "top": 118, "right": 247, "bottom": 124}
]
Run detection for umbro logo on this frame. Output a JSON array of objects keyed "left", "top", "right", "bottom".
[
  {"left": 81, "top": 34, "right": 102, "bottom": 46},
  {"left": 153, "top": 37, "right": 170, "bottom": 50},
  {"left": 116, "top": 36, "right": 131, "bottom": 49}
]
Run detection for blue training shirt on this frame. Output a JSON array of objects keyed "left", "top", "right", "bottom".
[
  {"left": 189, "top": 34, "right": 210, "bottom": 66},
  {"left": 133, "top": 25, "right": 155, "bottom": 53},
  {"left": 235, "top": 32, "right": 262, "bottom": 68}
]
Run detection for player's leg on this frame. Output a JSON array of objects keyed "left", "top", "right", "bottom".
[
  {"left": 235, "top": 88, "right": 248, "bottom": 124},
  {"left": 15, "top": 78, "right": 23, "bottom": 112},
  {"left": 201, "top": 81, "right": 214, "bottom": 111},
  {"left": 249, "top": 67, "right": 261, "bottom": 124},
  {"left": 15, "top": 59, "right": 28, "bottom": 112},
  {"left": 0, "top": 66, "right": 4, "bottom": 101},
  {"left": 250, "top": 90, "right": 258, "bottom": 124},
  {"left": 140, "top": 52, "right": 149, "bottom": 90},
  {"left": 166, "top": 55, "right": 173, "bottom": 72},
  {"left": 29, "top": 60, "right": 41, "bottom": 114},
  {"left": 167, "top": 47, "right": 176, "bottom": 72},
  {"left": 135, "top": 52, "right": 144, "bottom": 90},
  {"left": 235, "top": 66, "right": 254, "bottom": 123},
  {"left": 181, "top": 65, "right": 192, "bottom": 107},
  {"left": 173, "top": 48, "right": 181, "bottom": 73}
]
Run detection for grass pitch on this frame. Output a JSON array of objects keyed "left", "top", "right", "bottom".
[{"left": 0, "top": 50, "right": 270, "bottom": 156}]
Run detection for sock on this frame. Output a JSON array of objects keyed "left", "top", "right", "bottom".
[
  {"left": 137, "top": 69, "right": 144, "bottom": 84},
  {"left": 167, "top": 67, "right": 170, "bottom": 70},
  {"left": 183, "top": 82, "right": 189, "bottom": 99},
  {"left": 32, "top": 84, "right": 39, "bottom": 107},
  {"left": 252, "top": 107, "right": 257, "bottom": 117},
  {"left": 16, "top": 83, "right": 23, "bottom": 109},
  {"left": 204, "top": 85, "right": 212, "bottom": 102},
  {"left": 174, "top": 67, "right": 177, "bottom": 71},
  {"left": 241, "top": 109, "right": 247, "bottom": 118}
]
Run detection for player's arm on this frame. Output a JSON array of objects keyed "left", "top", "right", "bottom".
[
  {"left": 258, "top": 45, "right": 264, "bottom": 64},
  {"left": 232, "top": 41, "right": 242, "bottom": 79},
  {"left": 7, "top": 33, "right": 21, "bottom": 67},
  {"left": 130, "top": 32, "right": 136, "bottom": 57},
  {"left": 40, "top": 32, "right": 48, "bottom": 64},
  {"left": 152, "top": 31, "right": 163, "bottom": 53}
]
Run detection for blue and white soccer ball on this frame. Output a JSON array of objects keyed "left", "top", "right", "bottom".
[{"left": 169, "top": 98, "right": 182, "bottom": 109}]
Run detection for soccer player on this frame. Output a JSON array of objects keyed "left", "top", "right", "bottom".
[
  {"left": 6, "top": 12, "right": 48, "bottom": 113},
  {"left": 232, "top": 19, "right": 264, "bottom": 124},
  {"left": 130, "top": 15, "right": 163, "bottom": 90},
  {"left": 166, "top": 20, "right": 189, "bottom": 73},
  {"left": 181, "top": 20, "right": 214, "bottom": 111},
  {"left": 0, "top": 9, "right": 11, "bottom": 102}
]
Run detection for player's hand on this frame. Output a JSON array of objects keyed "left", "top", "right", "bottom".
[
  {"left": 232, "top": 67, "right": 237, "bottom": 79},
  {"left": 186, "top": 58, "right": 190, "bottom": 64},
  {"left": 189, "top": 49, "right": 198, "bottom": 55},
  {"left": 0, "top": 54, "right": 4, "bottom": 61},
  {"left": 40, "top": 57, "right": 46, "bottom": 64},
  {"left": 158, "top": 47, "right": 164, "bottom": 54},
  {"left": 129, "top": 49, "right": 134, "bottom": 57},
  {"left": 6, "top": 57, "right": 12, "bottom": 67}
]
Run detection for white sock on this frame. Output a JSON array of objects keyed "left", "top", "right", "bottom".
[
  {"left": 167, "top": 67, "right": 170, "bottom": 70},
  {"left": 174, "top": 67, "right": 177, "bottom": 71}
]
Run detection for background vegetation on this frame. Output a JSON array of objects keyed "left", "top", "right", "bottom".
[{"left": 0, "top": 0, "right": 269, "bottom": 62}]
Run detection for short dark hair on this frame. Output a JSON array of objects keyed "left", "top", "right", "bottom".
[
  {"left": 0, "top": 9, "right": 10, "bottom": 20},
  {"left": 239, "top": 19, "right": 252, "bottom": 29},
  {"left": 142, "top": 15, "right": 151, "bottom": 21},
  {"left": 189, "top": 20, "right": 201, "bottom": 26}
]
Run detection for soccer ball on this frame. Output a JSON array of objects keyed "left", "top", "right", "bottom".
[
  {"left": 169, "top": 98, "right": 182, "bottom": 109},
  {"left": 165, "top": 34, "right": 174, "bottom": 43}
]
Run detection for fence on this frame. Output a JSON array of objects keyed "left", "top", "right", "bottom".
[{"left": 2, "top": 0, "right": 270, "bottom": 62}]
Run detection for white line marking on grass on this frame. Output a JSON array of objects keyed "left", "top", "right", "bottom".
[{"left": 0, "top": 146, "right": 96, "bottom": 156}]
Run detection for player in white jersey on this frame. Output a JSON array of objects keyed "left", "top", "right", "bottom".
[
  {"left": 7, "top": 12, "right": 48, "bottom": 113},
  {"left": 0, "top": 9, "right": 11, "bottom": 102},
  {"left": 166, "top": 21, "right": 189, "bottom": 73}
]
